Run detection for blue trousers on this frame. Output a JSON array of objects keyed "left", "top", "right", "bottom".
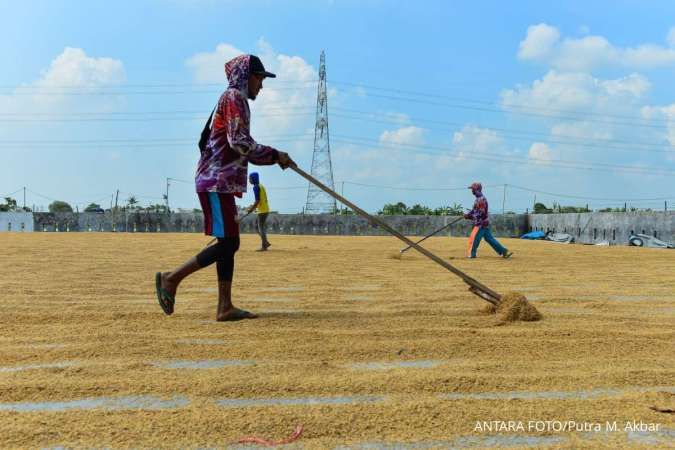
[{"left": 467, "top": 226, "right": 507, "bottom": 258}]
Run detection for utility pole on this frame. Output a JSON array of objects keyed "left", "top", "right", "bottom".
[
  {"left": 113, "top": 189, "right": 119, "bottom": 232},
  {"left": 502, "top": 184, "right": 507, "bottom": 214},
  {"left": 341, "top": 181, "right": 345, "bottom": 213},
  {"left": 23, "top": 187, "right": 26, "bottom": 211},
  {"left": 166, "top": 177, "right": 170, "bottom": 214}
]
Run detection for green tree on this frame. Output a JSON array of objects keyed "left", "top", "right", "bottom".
[
  {"left": 146, "top": 203, "right": 168, "bottom": 213},
  {"left": 0, "top": 197, "right": 17, "bottom": 212},
  {"left": 336, "top": 207, "right": 355, "bottom": 215},
  {"left": 559, "top": 205, "right": 587, "bottom": 213},
  {"left": 433, "top": 203, "right": 464, "bottom": 216},
  {"left": 126, "top": 195, "right": 138, "bottom": 210},
  {"left": 533, "top": 202, "right": 552, "bottom": 214},
  {"left": 378, "top": 202, "right": 408, "bottom": 215},
  {"left": 408, "top": 203, "right": 433, "bottom": 215},
  {"left": 84, "top": 203, "right": 102, "bottom": 212},
  {"left": 48, "top": 200, "right": 73, "bottom": 213}
]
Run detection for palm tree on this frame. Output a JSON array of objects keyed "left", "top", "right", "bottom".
[{"left": 126, "top": 195, "right": 138, "bottom": 210}]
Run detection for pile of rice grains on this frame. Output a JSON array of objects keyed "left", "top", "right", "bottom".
[{"left": 482, "top": 291, "right": 542, "bottom": 324}]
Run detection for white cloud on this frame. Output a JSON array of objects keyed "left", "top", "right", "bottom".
[
  {"left": 185, "top": 43, "right": 242, "bottom": 84},
  {"left": 518, "top": 23, "right": 675, "bottom": 71},
  {"left": 382, "top": 111, "right": 410, "bottom": 125},
  {"left": 0, "top": 47, "right": 126, "bottom": 136},
  {"left": 450, "top": 125, "right": 510, "bottom": 168},
  {"left": 379, "top": 126, "right": 425, "bottom": 146},
  {"left": 550, "top": 122, "right": 612, "bottom": 141},
  {"left": 639, "top": 103, "right": 675, "bottom": 160},
  {"left": 499, "top": 70, "right": 675, "bottom": 167},
  {"left": 36, "top": 47, "right": 125, "bottom": 88},
  {"left": 501, "top": 67, "right": 675, "bottom": 172},
  {"left": 668, "top": 27, "right": 675, "bottom": 47},
  {"left": 452, "top": 125, "right": 503, "bottom": 151},
  {"left": 528, "top": 142, "right": 555, "bottom": 164},
  {"left": 518, "top": 23, "right": 560, "bottom": 61},
  {"left": 1, "top": 47, "right": 125, "bottom": 112},
  {"left": 501, "top": 71, "right": 649, "bottom": 116}
]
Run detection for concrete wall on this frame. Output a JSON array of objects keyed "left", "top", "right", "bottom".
[
  {"left": 27, "top": 211, "right": 527, "bottom": 237},
  {"left": 17, "top": 211, "right": 674, "bottom": 245},
  {"left": 239, "top": 213, "right": 527, "bottom": 237},
  {"left": 0, "top": 212, "right": 34, "bottom": 232},
  {"left": 32, "top": 212, "right": 203, "bottom": 233},
  {"left": 528, "top": 211, "right": 675, "bottom": 244}
]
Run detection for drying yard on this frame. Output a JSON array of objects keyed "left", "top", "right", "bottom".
[{"left": 1, "top": 233, "right": 673, "bottom": 448}]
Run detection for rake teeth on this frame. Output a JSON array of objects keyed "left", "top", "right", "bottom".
[{"left": 468, "top": 286, "right": 500, "bottom": 306}]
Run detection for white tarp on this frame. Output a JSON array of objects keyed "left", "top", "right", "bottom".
[
  {"left": 0, "top": 212, "right": 34, "bottom": 232},
  {"left": 544, "top": 232, "right": 575, "bottom": 244},
  {"left": 628, "top": 234, "right": 674, "bottom": 249}
]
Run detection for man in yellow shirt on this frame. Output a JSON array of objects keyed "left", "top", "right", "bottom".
[{"left": 247, "top": 172, "right": 271, "bottom": 251}]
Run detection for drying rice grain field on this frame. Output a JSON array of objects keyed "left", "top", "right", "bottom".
[{"left": 1, "top": 233, "right": 673, "bottom": 449}]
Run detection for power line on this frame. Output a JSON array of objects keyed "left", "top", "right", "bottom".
[
  {"left": 334, "top": 90, "right": 675, "bottom": 131},
  {"left": 4, "top": 104, "right": 675, "bottom": 157},
  {"left": 4, "top": 77, "right": 674, "bottom": 131},
  {"left": 0, "top": 132, "right": 314, "bottom": 145},
  {"left": 4, "top": 77, "right": 671, "bottom": 127},
  {"left": 1, "top": 188, "right": 24, "bottom": 198},
  {"left": 0, "top": 80, "right": 316, "bottom": 90},
  {"left": 166, "top": 176, "right": 675, "bottom": 199},
  {"left": 1, "top": 99, "right": 674, "bottom": 156},
  {"left": 329, "top": 80, "right": 671, "bottom": 125},
  {"left": 0, "top": 105, "right": 314, "bottom": 117},
  {"left": 1, "top": 102, "right": 674, "bottom": 153},
  {"left": 330, "top": 108, "right": 675, "bottom": 155},
  {"left": 343, "top": 180, "right": 499, "bottom": 191},
  {"left": 1, "top": 102, "right": 669, "bottom": 150},
  {"left": 118, "top": 193, "right": 165, "bottom": 201},
  {"left": 0, "top": 86, "right": 315, "bottom": 96},
  {"left": 0, "top": 136, "right": 315, "bottom": 149},
  {"left": 330, "top": 136, "right": 675, "bottom": 176},
  {"left": 0, "top": 111, "right": 315, "bottom": 123},
  {"left": 167, "top": 177, "right": 192, "bottom": 184},
  {"left": 25, "top": 188, "right": 58, "bottom": 202},
  {"left": 506, "top": 184, "right": 674, "bottom": 202}
]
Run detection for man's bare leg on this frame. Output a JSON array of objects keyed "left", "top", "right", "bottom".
[
  {"left": 216, "top": 281, "right": 258, "bottom": 321},
  {"left": 161, "top": 256, "right": 201, "bottom": 300}
]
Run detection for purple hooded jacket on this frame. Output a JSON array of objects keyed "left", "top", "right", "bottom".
[{"left": 195, "top": 55, "right": 279, "bottom": 194}]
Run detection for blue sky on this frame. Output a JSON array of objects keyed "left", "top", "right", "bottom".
[{"left": 2, "top": 0, "right": 675, "bottom": 213}]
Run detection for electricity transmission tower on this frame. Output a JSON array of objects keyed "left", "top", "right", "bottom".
[{"left": 304, "top": 50, "right": 337, "bottom": 214}]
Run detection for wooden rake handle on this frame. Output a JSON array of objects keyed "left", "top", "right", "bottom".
[
  {"left": 400, "top": 216, "right": 465, "bottom": 254},
  {"left": 290, "top": 165, "right": 501, "bottom": 305}
]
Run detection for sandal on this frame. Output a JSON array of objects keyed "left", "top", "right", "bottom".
[
  {"left": 155, "top": 272, "right": 175, "bottom": 315},
  {"left": 217, "top": 308, "right": 258, "bottom": 321}
]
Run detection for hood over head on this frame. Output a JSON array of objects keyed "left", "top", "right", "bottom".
[{"left": 224, "top": 54, "right": 251, "bottom": 92}]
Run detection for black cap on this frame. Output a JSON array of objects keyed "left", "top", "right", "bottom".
[{"left": 249, "top": 55, "right": 276, "bottom": 78}]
